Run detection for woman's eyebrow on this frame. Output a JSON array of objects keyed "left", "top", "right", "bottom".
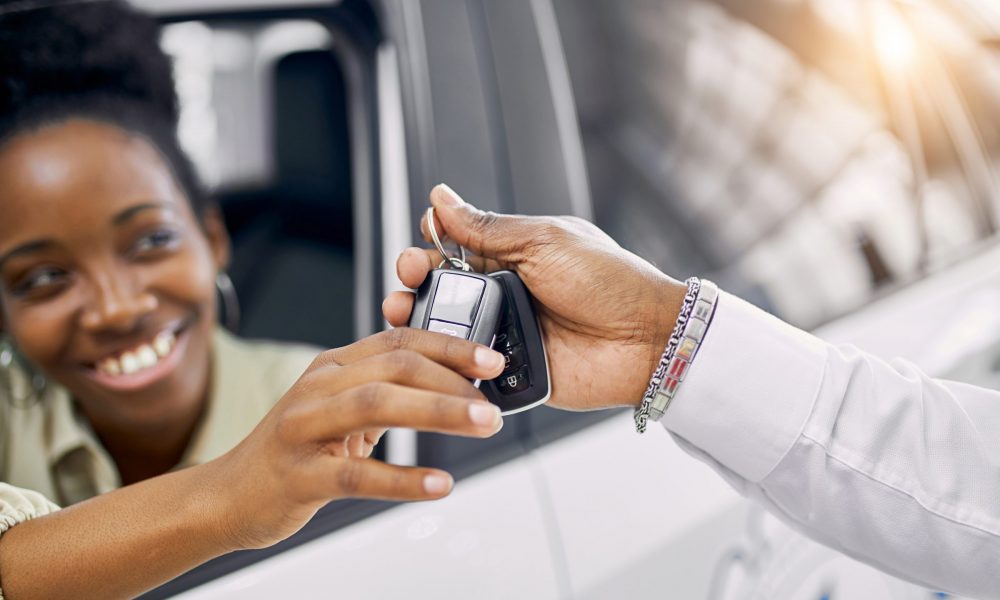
[
  {"left": 0, "top": 240, "right": 55, "bottom": 271},
  {"left": 112, "top": 201, "right": 172, "bottom": 225}
]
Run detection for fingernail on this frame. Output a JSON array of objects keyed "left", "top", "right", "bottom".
[
  {"left": 469, "top": 401, "right": 501, "bottom": 427},
  {"left": 475, "top": 346, "right": 505, "bottom": 371},
  {"left": 434, "top": 183, "right": 465, "bottom": 207},
  {"left": 423, "top": 473, "right": 453, "bottom": 495}
]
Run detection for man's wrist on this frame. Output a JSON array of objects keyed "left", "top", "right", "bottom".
[{"left": 640, "top": 276, "right": 688, "bottom": 399}]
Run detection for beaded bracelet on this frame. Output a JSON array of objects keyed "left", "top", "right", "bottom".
[{"left": 634, "top": 278, "right": 719, "bottom": 433}]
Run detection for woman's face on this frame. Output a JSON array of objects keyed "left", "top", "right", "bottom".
[{"left": 0, "top": 119, "right": 228, "bottom": 431}]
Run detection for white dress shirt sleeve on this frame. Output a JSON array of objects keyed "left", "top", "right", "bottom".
[{"left": 663, "top": 291, "right": 1000, "bottom": 598}]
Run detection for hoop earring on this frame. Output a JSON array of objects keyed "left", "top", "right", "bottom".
[
  {"left": 216, "top": 272, "right": 241, "bottom": 333},
  {"left": 0, "top": 337, "right": 46, "bottom": 409}
]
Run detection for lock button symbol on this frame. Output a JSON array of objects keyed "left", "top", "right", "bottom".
[{"left": 497, "top": 366, "right": 530, "bottom": 395}]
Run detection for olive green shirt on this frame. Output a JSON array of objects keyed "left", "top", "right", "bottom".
[{"left": 0, "top": 328, "right": 318, "bottom": 544}]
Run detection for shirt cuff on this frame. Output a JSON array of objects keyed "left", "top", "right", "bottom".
[
  {"left": 0, "top": 483, "right": 59, "bottom": 537},
  {"left": 662, "top": 291, "right": 828, "bottom": 482}
]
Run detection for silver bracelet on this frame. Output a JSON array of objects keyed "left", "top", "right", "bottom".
[
  {"left": 634, "top": 279, "right": 719, "bottom": 433},
  {"left": 634, "top": 277, "right": 699, "bottom": 433}
]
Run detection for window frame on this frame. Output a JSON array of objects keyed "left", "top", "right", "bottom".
[{"left": 140, "top": 3, "right": 385, "bottom": 596}]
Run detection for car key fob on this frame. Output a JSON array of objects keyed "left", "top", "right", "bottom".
[
  {"left": 410, "top": 206, "right": 549, "bottom": 415},
  {"left": 408, "top": 269, "right": 506, "bottom": 350},
  {"left": 480, "top": 270, "right": 550, "bottom": 415},
  {"left": 408, "top": 269, "right": 550, "bottom": 415}
]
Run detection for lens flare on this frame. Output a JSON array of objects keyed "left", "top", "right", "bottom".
[{"left": 874, "top": 9, "right": 918, "bottom": 69}]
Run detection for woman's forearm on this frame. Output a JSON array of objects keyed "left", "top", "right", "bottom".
[
  {"left": 0, "top": 460, "right": 235, "bottom": 600},
  {"left": 0, "top": 330, "right": 505, "bottom": 599}
]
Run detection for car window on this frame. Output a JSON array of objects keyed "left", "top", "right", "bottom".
[
  {"left": 162, "top": 18, "right": 359, "bottom": 349},
  {"left": 141, "top": 5, "right": 385, "bottom": 597},
  {"left": 553, "top": 0, "right": 1000, "bottom": 329}
]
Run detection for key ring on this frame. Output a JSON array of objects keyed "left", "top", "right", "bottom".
[{"left": 426, "top": 206, "right": 471, "bottom": 271}]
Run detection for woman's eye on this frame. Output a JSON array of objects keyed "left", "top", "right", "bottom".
[
  {"left": 12, "top": 267, "right": 68, "bottom": 297},
  {"left": 131, "top": 228, "right": 181, "bottom": 256}
]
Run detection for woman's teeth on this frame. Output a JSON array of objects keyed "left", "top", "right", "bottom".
[{"left": 96, "top": 330, "right": 177, "bottom": 377}]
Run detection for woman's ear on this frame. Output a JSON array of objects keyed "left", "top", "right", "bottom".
[{"left": 201, "top": 204, "right": 231, "bottom": 271}]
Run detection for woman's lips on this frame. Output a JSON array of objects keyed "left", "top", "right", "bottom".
[{"left": 85, "top": 328, "right": 188, "bottom": 392}]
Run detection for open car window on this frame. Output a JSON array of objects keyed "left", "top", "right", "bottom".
[{"left": 140, "top": 3, "right": 385, "bottom": 597}]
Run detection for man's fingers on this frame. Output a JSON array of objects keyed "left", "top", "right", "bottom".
[
  {"left": 382, "top": 291, "right": 415, "bottom": 327},
  {"left": 397, "top": 246, "right": 435, "bottom": 288},
  {"left": 419, "top": 206, "right": 449, "bottom": 245},
  {"left": 321, "top": 328, "right": 505, "bottom": 381},
  {"left": 300, "top": 383, "right": 504, "bottom": 440},
  {"left": 396, "top": 247, "right": 500, "bottom": 290},
  {"left": 311, "top": 459, "right": 455, "bottom": 502}
]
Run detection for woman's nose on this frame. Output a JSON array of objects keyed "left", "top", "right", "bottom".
[{"left": 79, "top": 271, "right": 158, "bottom": 332}]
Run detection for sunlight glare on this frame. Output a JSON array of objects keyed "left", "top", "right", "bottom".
[{"left": 874, "top": 8, "right": 918, "bottom": 70}]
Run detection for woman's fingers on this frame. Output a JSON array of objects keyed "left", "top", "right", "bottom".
[
  {"left": 346, "top": 435, "right": 363, "bottom": 457},
  {"left": 297, "top": 383, "right": 502, "bottom": 440},
  {"left": 320, "top": 329, "right": 505, "bottom": 381},
  {"left": 339, "top": 348, "right": 487, "bottom": 398},
  {"left": 343, "top": 430, "right": 384, "bottom": 457},
  {"left": 309, "top": 458, "right": 455, "bottom": 502}
]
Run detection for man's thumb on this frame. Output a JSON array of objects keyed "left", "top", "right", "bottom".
[{"left": 428, "top": 184, "right": 528, "bottom": 260}]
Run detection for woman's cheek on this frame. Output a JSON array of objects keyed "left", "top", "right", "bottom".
[
  {"left": 5, "top": 295, "right": 79, "bottom": 370},
  {"left": 153, "top": 260, "right": 217, "bottom": 321}
]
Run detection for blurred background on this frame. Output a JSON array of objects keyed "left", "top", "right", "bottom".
[
  {"left": 129, "top": 0, "right": 1000, "bottom": 598},
  {"left": 557, "top": 0, "right": 1000, "bottom": 329},
  {"left": 158, "top": 0, "right": 1000, "bottom": 332}
]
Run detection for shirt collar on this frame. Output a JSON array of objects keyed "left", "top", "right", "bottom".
[
  {"left": 46, "top": 386, "right": 97, "bottom": 468},
  {"left": 177, "top": 327, "right": 266, "bottom": 468}
]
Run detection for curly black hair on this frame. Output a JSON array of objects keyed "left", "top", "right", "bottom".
[{"left": 0, "top": 0, "right": 207, "bottom": 215}]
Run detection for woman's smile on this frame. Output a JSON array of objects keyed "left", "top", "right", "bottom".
[{"left": 83, "top": 322, "right": 189, "bottom": 392}]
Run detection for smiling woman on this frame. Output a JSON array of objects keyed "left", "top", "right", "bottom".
[
  {"left": 0, "top": 118, "right": 230, "bottom": 487},
  {"left": 0, "top": 2, "right": 504, "bottom": 598}
]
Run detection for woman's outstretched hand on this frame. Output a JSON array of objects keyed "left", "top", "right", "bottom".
[
  {"left": 212, "top": 328, "right": 506, "bottom": 550},
  {"left": 0, "top": 328, "right": 507, "bottom": 600},
  {"left": 383, "top": 184, "right": 687, "bottom": 412}
]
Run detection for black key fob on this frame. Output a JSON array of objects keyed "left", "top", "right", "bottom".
[
  {"left": 408, "top": 269, "right": 505, "bottom": 347},
  {"left": 480, "top": 270, "right": 550, "bottom": 415},
  {"left": 408, "top": 269, "right": 550, "bottom": 415}
]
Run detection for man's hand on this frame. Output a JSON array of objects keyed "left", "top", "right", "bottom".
[{"left": 383, "top": 184, "right": 687, "bottom": 411}]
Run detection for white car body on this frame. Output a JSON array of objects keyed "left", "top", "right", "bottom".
[{"left": 174, "top": 205, "right": 1000, "bottom": 600}]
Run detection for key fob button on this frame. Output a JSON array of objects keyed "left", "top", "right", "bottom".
[
  {"left": 428, "top": 319, "right": 471, "bottom": 339},
  {"left": 502, "top": 344, "right": 527, "bottom": 373},
  {"left": 497, "top": 366, "right": 530, "bottom": 395},
  {"left": 495, "top": 325, "right": 521, "bottom": 350},
  {"left": 429, "top": 273, "right": 486, "bottom": 326}
]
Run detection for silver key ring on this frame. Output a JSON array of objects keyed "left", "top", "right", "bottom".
[{"left": 426, "top": 207, "right": 471, "bottom": 271}]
